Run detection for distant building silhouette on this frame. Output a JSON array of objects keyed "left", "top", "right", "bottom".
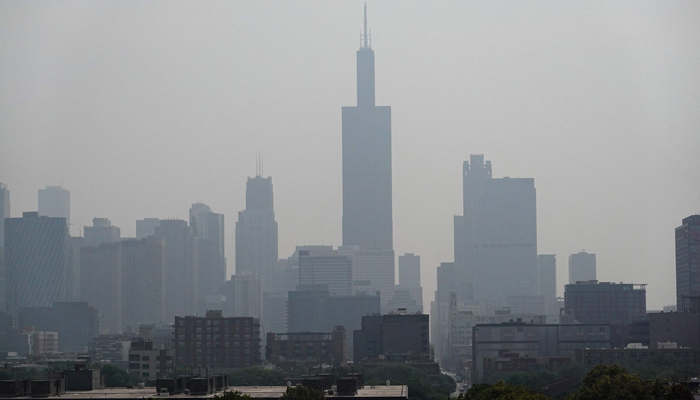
[
  {"left": 136, "top": 218, "right": 160, "bottom": 239},
  {"left": 81, "top": 242, "right": 122, "bottom": 333},
  {"left": 121, "top": 236, "right": 166, "bottom": 328},
  {"left": 453, "top": 155, "right": 537, "bottom": 306},
  {"left": 676, "top": 215, "right": 700, "bottom": 310},
  {"left": 155, "top": 220, "right": 197, "bottom": 319},
  {"left": 220, "top": 273, "right": 263, "bottom": 320},
  {"left": 0, "top": 182, "right": 9, "bottom": 312},
  {"left": 537, "top": 254, "right": 558, "bottom": 315},
  {"left": 18, "top": 302, "right": 98, "bottom": 353},
  {"left": 568, "top": 251, "right": 596, "bottom": 284},
  {"left": 353, "top": 313, "right": 430, "bottom": 362},
  {"left": 235, "top": 174, "right": 278, "bottom": 291},
  {"left": 84, "top": 218, "right": 121, "bottom": 246},
  {"left": 342, "top": 5, "right": 393, "bottom": 251},
  {"left": 65, "top": 236, "right": 85, "bottom": 301},
  {"left": 339, "top": 246, "right": 394, "bottom": 312},
  {"left": 564, "top": 281, "right": 646, "bottom": 325},
  {"left": 396, "top": 253, "right": 422, "bottom": 313},
  {"left": 5, "top": 212, "right": 68, "bottom": 319},
  {"left": 38, "top": 185, "right": 70, "bottom": 226},
  {"left": 298, "top": 249, "right": 353, "bottom": 296},
  {"left": 190, "top": 203, "right": 226, "bottom": 305}
]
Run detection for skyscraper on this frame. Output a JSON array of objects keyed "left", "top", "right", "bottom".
[
  {"left": 189, "top": 203, "right": 226, "bottom": 300},
  {"left": 84, "top": 218, "right": 121, "bottom": 246},
  {"left": 136, "top": 218, "right": 160, "bottom": 239},
  {"left": 298, "top": 250, "right": 353, "bottom": 296},
  {"left": 0, "top": 183, "right": 9, "bottom": 312},
  {"left": 235, "top": 173, "right": 278, "bottom": 291},
  {"left": 220, "top": 273, "right": 263, "bottom": 320},
  {"left": 394, "top": 253, "right": 423, "bottom": 313},
  {"left": 537, "top": 254, "right": 558, "bottom": 315},
  {"left": 122, "top": 237, "right": 166, "bottom": 328},
  {"left": 569, "top": 251, "right": 596, "bottom": 284},
  {"left": 80, "top": 242, "right": 122, "bottom": 333},
  {"left": 676, "top": 215, "right": 700, "bottom": 310},
  {"left": 453, "top": 155, "right": 537, "bottom": 306},
  {"left": 38, "top": 186, "right": 70, "bottom": 225},
  {"left": 5, "top": 212, "right": 68, "bottom": 317},
  {"left": 342, "top": 4, "right": 393, "bottom": 251},
  {"left": 155, "top": 220, "right": 197, "bottom": 319}
]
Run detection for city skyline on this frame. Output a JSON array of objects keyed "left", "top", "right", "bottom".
[{"left": 1, "top": 2, "right": 699, "bottom": 311}]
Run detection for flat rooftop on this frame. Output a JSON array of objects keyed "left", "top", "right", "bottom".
[{"left": 18, "top": 385, "right": 408, "bottom": 400}]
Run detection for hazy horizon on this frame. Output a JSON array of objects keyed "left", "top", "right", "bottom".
[{"left": 1, "top": 1, "right": 699, "bottom": 311}]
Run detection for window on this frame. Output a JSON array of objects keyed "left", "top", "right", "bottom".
[
  {"left": 142, "top": 372, "right": 149, "bottom": 378},
  {"left": 129, "top": 354, "right": 140, "bottom": 361},
  {"left": 142, "top": 356, "right": 150, "bottom": 361},
  {"left": 142, "top": 364, "right": 150, "bottom": 369}
]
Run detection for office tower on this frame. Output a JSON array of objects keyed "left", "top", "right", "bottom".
[
  {"left": 339, "top": 246, "right": 394, "bottom": 312},
  {"left": 81, "top": 242, "right": 122, "bottom": 333},
  {"left": 298, "top": 250, "right": 353, "bottom": 296},
  {"left": 5, "top": 212, "right": 68, "bottom": 317},
  {"left": 353, "top": 313, "right": 429, "bottom": 362},
  {"left": 65, "top": 237, "right": 85, "bottom": 301},
  {"left": 220, "top": 273, "right": 263, "bottom": 320},
  {"left": 84, "top": 218, "right": 121, "bottom": 246},
  {"left": 38, "top": 186, "right": 70, "bottom": 225},
  {"left": 564, "top": 281, "right": 646, "bottom": 325},
  {"left": 18, "top": 302, "right": 99, "bottom": 352},
  {"left": 174, "top": 311, "right": 261, "bottom": 368},
  {"left": 155, "top": 220, "right": 197, "bottom": 319},
  {"left": 537, "top": 254, "right": 558, "bottom": 315},
  {"left": 121, "top": 237, "right": 166, "bottom": 328},
  {"left": 0, "top": 183, "right": 9, "bottom": 248},
  {"left": 453, "top": 154, "right": 537, "bottom": 306},
  {"left": 569, "top": 251, "right": 596, "bottom": 284},
  {"left": 235, "top": 173, "right": 278, "bottom": 291},
  {"left": 189, "top": 203, "right": 226, "bottom": 300},
  {"left": 342, "top": 5, "right": 393, "bottom": 251},
  {"left": 397, "top": 253, "right": 423, "bottom": 312},
  {"left": 0, "top": 183, "right": 8, "bottom": 312},
  {"left": 136, "top": 218, "right": 160, "bottom": 239},
  {"left": 676, "top": 215, "right": 700, "bottom": 310}
]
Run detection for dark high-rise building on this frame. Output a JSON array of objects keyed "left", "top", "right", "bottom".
[
  {"left": 564, "top": 281, "right": 646, "bottom": 325},
  {"left": 537, "top": 254, "right": 558, "bottom": 315},
  {"left": 453, "top": 155, "right": 537, "bottom": 306},
  {"left": 5, "top": 212, "right": 68, "bottom": 317},
  {"left": 235, "top": 174, "right": 278, "bottom": 291},
  {"left": 38, "top": 186, "right": 70, "bottom": 226},
  {"left": 353, "top": 313, "right": 430, "bottom": 362},
  {"left": 174, "top": 311, "right": 261, "bottom": 368},
  {"left": 156, "top": 220, "right": 198, "bottom": 319},
  {"left": 676, "top": 215, "right": 700, "bottom": 310},
  {"left": 569, "top": 251, "right": 596, "bottom": 284},
  {"left": 342, "top": 5, "right": 393, "bottom": 251},
  {"left": 81, "top": 242, "right": 122, "bottom": 333},
  {"left": 84, "top": 218, "right": 121, "bottom": 246},
  {"left": 122, "top": 237, "right": 166, "bottom": 328},
  {"left": 190, "top": 203, "right": 226, "bottom": 302}
]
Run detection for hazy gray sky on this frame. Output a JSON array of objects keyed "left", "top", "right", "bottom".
[{"left": 1, "top": 1, "right": 699, "bottom": 310}]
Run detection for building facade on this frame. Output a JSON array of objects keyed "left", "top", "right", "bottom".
[
  {"left": 5, "top": 212, "right": 68, "bottom": 318},
  {"left": 155, "top": 220, "right": 198, "bottom": 320},
  {"left": 84, "top": 218, "right": 121, "bottom": 246},
  {"left": 121, "top": 237, "right": 166, "bottom": 328},
  {"left": 81, "top": 242, "right": 122, "bottom": 333},
  {"left": 235, "top": 175, "right": 278, "bottom": 292},
  {"left": 341, "top": 7, "right": 393, "bottom": 252},
  {"left": 298, "top": 251, "right": 353, "bottom": 296},
  {"left": 18, "top": 301, "right": 99, "bottom": 353},
  {"left": 0, "top": 183, "right": 8, "bottom": 312},
  {"left": 266, "top": 326, "right": 346, "bottom": 367},
  {"left": 173, "top": 311, "right": 261, "bottom": 369},
  {"left": 128, "top": 339, "right": 174, "bottom": 380},
  {"left": 676, "top": 215, "right": 700, "bottom": 309},
  {"left": 564, "top": 281, "right": 646, "bottom": 325},
  {"left": 568, "top": 251, "right": 596, "bottom": 284},
  {"left": 38, "top": 186, "right": 70, "bottom": 226},
  {"left": 353, "top": 313, "right": 430, "bottom": 362},
  {"left": 189, "top": 203, "right": 226, "bottom": 305},
  {"left": 453, "top": 155, "right": 537, "bottom": 307},
  {"left": 537, "top": 254, "right": 558, "bottom": 315},
  {"left": 339, "top": 246, "right": 394, "bottom": 312}
]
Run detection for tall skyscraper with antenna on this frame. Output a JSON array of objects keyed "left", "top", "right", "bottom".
[
  {"left": 235, "top": 156, "right": 278, "bottom": 292},
  {"left": 342, "top": 4, "right": 393, "bottom": 251}
]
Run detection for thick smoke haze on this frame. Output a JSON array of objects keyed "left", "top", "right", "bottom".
[{"left": 1, "top": 1, "right": 699, "bottom": 311}]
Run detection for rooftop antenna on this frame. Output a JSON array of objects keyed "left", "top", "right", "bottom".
[{"left": 363, "top": 3, "right": 369, "bottom": 48}]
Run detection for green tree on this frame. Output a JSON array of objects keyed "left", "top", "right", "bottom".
[
  {"left": 214, "top": 390, "right": 253, "bottom": 400},
  {"left": 458, "top": 381, "right": 551, "bottom": 400},
  {"left": 279, "top": 385, "right": 325, "bottom": 400},
  {"left": 101, "top": 364, "right": 131, "bottom": 387},
  {"left": 566, "top": 364, "right": 693, "bottom": 400}
]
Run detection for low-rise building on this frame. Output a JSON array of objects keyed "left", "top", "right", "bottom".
[
  {"left": 472, "top": 322, "right": 611, "bottom": 382},
  {"left": 266, "top": 326, "right": 345, "bottom": 368},
  {"left": 128, "top": 339, "right": 173, "bottom": 381},
  {"left": 173, "top": 310, "right": 261, "bottom": 369},
  {"left": 574, "top": 346, "right": 700, "bottom": 366},
  {"left": 564, "top": 281, "right": 646, "bottom": 325},
  {"left": 648, "top": 311, "right": 700, "bottom": 349},
  {"left": 483, "top": 351, "right": 572, "bottom": 376}
]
